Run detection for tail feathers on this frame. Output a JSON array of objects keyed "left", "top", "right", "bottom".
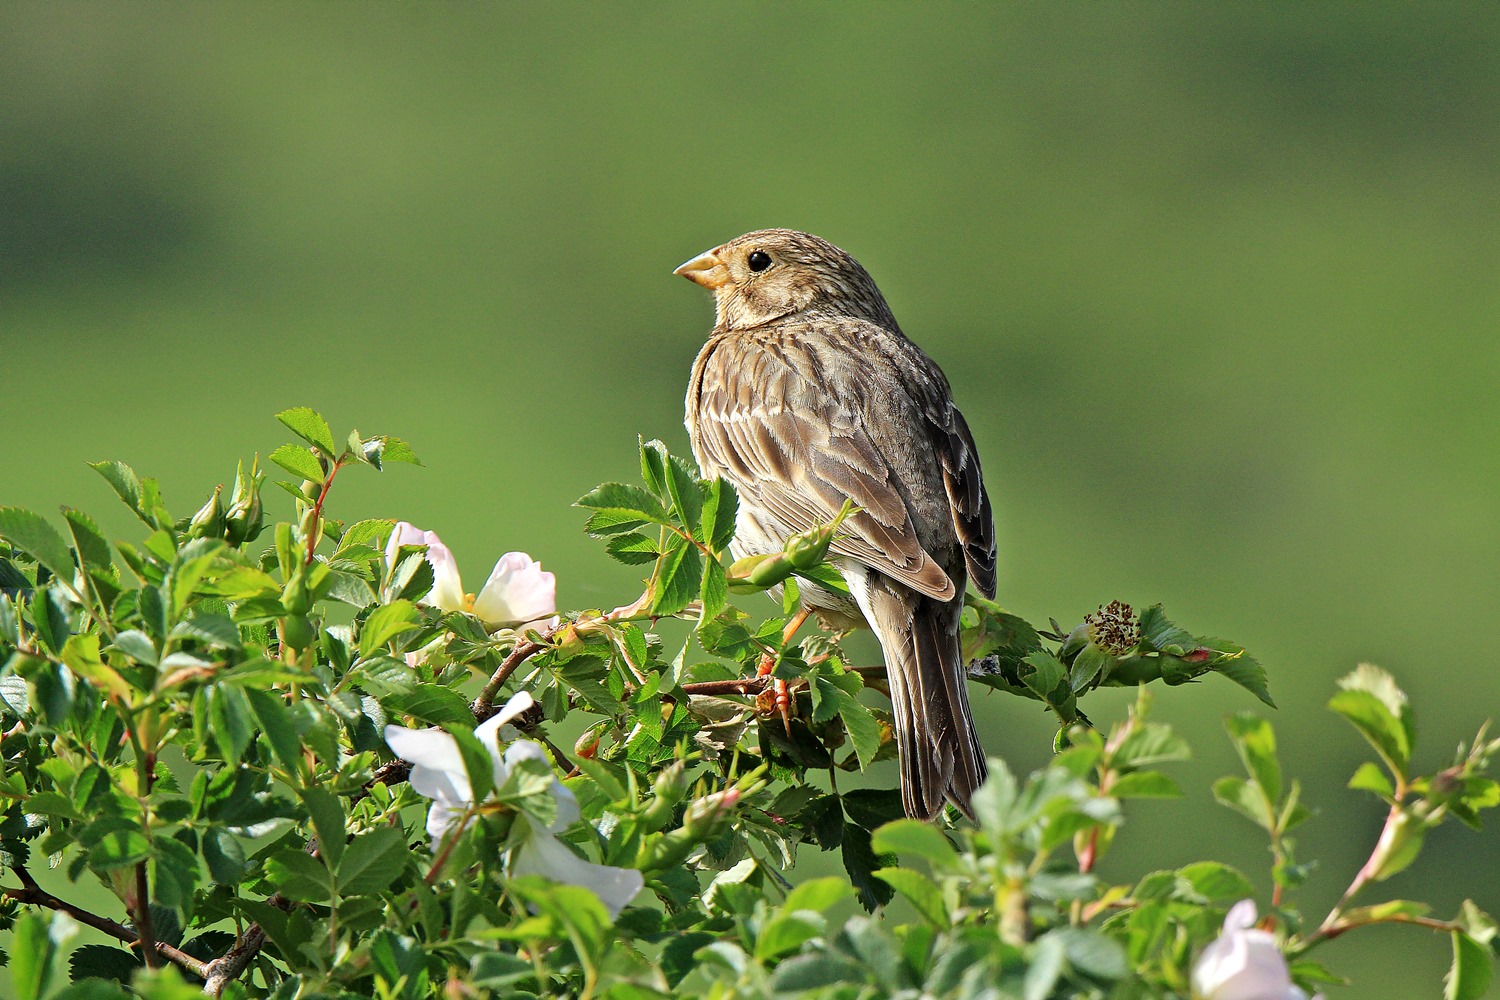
[{"left": 859, "top": 576, "right": 987, "bottom": 821}]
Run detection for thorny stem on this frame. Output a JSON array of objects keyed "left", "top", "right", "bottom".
[
  {"left": 472, "top": 592, "right": 653, "bottom": 717},
  {"left": 304, "top": 455, "right": 346, "bottom": 567}
]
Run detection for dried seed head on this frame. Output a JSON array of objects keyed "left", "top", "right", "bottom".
[{"left": 1085, "top": 600, "right": 1140, "bottom": 656}]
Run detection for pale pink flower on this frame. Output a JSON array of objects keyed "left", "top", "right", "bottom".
[
  {"left": 386, "top": 522, "right": 556, "bottom": 630},
  {"left": 1192, "top": 901, "right": 1321, "bottom": 1000}
]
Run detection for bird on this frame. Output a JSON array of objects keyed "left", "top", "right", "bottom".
[{"left": 676, "top": 228, "right": 997, "bottom": 820}]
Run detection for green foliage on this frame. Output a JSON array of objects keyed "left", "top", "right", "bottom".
[{"left": 0, "top": 412, "right": 1496, "bottom": 998}]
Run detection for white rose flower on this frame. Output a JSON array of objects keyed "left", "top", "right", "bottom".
[
  {"left": 382, "top": 692, "right": 642, "bottom": 918},
  {"left": 1192, "top": 900, "right": 1322, "bottom": 1000},
  {"left": 385, "top": 522, "right": 556, "bottom": 630}
]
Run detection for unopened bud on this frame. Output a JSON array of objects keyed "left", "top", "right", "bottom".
[
  {"left": 1366, "top": 808, "right": 1425, "bottom": 882},
  {"left": 282, "top": 567, "right": 312, "bottom": 615},
  {"left": 785, "top": 523, "right": 834, "bottom": 571},
  {"left": 639, "top": 761, "right": 688, "bottom": 832},
  {"left": 727, "top": 552, "right": 793, "bottom": 592},
  {"left": 225, "top": 458, "right": 266, "bottom": 545},
  {"left": 187, "top": 485, "right": 226, "bottom": 540},
  {"left": 683, "top": 786, "right": 740, "bottom": 840}
]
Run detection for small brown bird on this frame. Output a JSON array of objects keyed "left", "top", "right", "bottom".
[{"left": 677, "top": 229, "right": 996, "bottom": 820}]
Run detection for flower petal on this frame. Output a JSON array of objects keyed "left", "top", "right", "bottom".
[
  {"left": 471, "top": 552, "right": 556, "bottom": 628},
  {"left": 422, "top": 530, "right": 466, "bottom": 613},
  {"left": 511, "top": 826, "right": 643, "bottom": 919},
  {"left": 384, "top": 521, "right": 429, "bottom": 568},
  {"left": 502, "top": 740, "right": 579, "bottom": 830},
  {"left": 383, "top": 725, "right": 470, "bottom": 806}
]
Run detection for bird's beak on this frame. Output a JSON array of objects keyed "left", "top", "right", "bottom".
[{"left": 673, "top": 249, "right": 730, "bottom": 290}]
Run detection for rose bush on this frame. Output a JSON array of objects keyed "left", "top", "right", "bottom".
[{"left": 0, "top": 408, "right": 1495, "bottom": 999}]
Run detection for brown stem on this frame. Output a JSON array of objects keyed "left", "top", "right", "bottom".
[
  {"left": 2, "top": 869, "right": 208, "bottom": 978},
  {"left": 133, "top": 863, "right": 159, "bottom": 969},
  {"left": 472, "top": 640, "right": 543, "bottom": 718}
]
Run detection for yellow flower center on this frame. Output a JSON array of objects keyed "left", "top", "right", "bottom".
[{"left": 463, "top": 592, "right": 477, "bottom": 613}]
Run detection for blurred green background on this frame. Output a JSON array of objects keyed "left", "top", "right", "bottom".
[{"left": 4, "top": 4, "right": 1498, "bottom": 994}]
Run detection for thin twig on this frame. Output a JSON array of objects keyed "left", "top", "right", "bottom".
[{"left": 1, "top": 868, "right": 209, "bottom": 978}]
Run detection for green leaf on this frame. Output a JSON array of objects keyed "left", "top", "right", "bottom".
[
  {"left": 276, "top": 407, "right": 338, "bottom": 456},
  {"left": 244, "top": 689, "right": 307, "bottom": 781},
  {"left": 1330, "top": 664, "right": 1413, "bottom": 775},
  {"left": 698, "top": 557, "right": 727, "bottom": 628},
  {"left": 265, "top": 848, "right": 331, "bottom": 902},
  {"left": 664, "top": 454, "right": 703, "bottom": 531},
  {"left": 445, "top": 723, "right": 498, "bottom": 803},
  {"left": 385, "top": 684, "right": 474, "bottom": 726},
  {"left": 207, "top": 684, "right": 256, "bottom": 764},
  {"left": 576, "top": 482, "right": 669, "bottom": 525},
  {"left": 870, "top": 819, "right": 960, "bottom": 869},
  {"left": 10, "top": 911, "right": 78, "bottom": 1000},
  {"left": 650, "top": 536, "right": 701, "bottom": 617},
  {"left": 338, "top": 827, "right": 408, "bottom": 896},
  {"left": 1108, "top": 771, "right": 1183, "bottom": 798},
  {"left": 111, "top": 629, "right": 159, "bottom": 666},
  {"left": 1349, "top": 761, "right": 1396, "bottom": 799},
  {"left": 61, "top": 507, "right": 114, "bottom": 581},
  {"left": 701, "top": 478, "right": 738, "bottom": 553},
  {"left": 754, "top": 910, "right": 824, "bottom": 960},
  {"left": 301, "top": 788, "right": 347, "bottom": 867},
  {"left": 875, "top": 866, "right": 948, "bottom": 926},
  {"left": 1447, "top": 931, "right": 1492, "bottom": 1000},
  {"left": 88, "top": 827, "right": 152, "bottom": 870},
  {"left": 269, "top": 444, "right": 325, "bottom": 482},
  {"left": 782, "top": 876, "right": 854, "bottom": 914},
  {"left": 768, "top": 953, "right": 867, "bottom": 993},
  {"left": 203, "top": 827, "right": 247, "bottom": 883},
  {"left": 366, "top": 435, "right": 422, "bottom": 466},
  {"left": 88, "top": 461, "right": 150, "bottom": 525},
  {"left": 603, "top": 531, "right": 659, "bottom": 565},
  {"left": 1224, "top": 713, "right": 1281, "bottom": 805},
  {"left": 841, "top": 824, "right": 896, "bottom": 911},
  {"left": 0, "top": 507, "right": 75, "bottom": 586},
  {"left": 359, "top": 600, "right": 422, "bottom": 658},
  {"left": 1212, "top": 775, "right": 1274, "bottom": 831},
  {"left": 151, "top": 834, "right": 201, "bottom": 907},
  {"left": 1176, "top": 861, "right": 1255, "bottom": 903}
]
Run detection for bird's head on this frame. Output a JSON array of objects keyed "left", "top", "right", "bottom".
[{"left": 674, "top": 229, "right": 898, "bottom": 331}]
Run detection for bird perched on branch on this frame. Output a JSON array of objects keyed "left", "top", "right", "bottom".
[{"left": 676, "top": 229, "right": 996, "bottom": 820}]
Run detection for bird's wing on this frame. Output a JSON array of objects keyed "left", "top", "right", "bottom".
[
  {"left": 935, "top": 405, "right": 996, "bottom": 599},
  {"left": 691, "top": 329, "right": 957, "bottom": 601}
]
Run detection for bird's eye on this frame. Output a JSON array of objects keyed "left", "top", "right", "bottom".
[{"left": 747, "top": 250, "right": 772, "bottom": 272}]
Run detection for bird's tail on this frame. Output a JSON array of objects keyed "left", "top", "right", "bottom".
[{"left": 860, "top": 577, "right": 988, "bottom": 821}]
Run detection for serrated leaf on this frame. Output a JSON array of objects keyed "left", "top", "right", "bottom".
[
  {"left": 1109, "top": 771, "right": 1183, "bottom": 798},
  {"left": 701, "top": 478, "right": 738, "bottom": 553},
  {"left": 871, "top": 819, "right": 960, "bottom": 868},
  {"left": 664, "top": 454, "right": 703, "bottom": 532},
  {"left": 1447, "top": 931, "right": 1492, "bottom": 1000},
  {"left": 754, "top": 911, "right": 824, "bottom": 960},
  {"left": 1331, "top": 664, "right": 1413, "bottom": 774},
  {"left": 782, "top": 876, "right": 854, "bottom": 914},
  {"left": 337, "top": 827, "right": 407, "bottom": 896},
  {"left": 698, "top": 558, "right": 727, "bottom": 629},
  {"left": 265, "top": 848, "right": 331, "bottom": 902},
  {"left": 150, "top": 834, "right": 200, "bottom": 907},
  {"left": 88, "top": 461, "right": 150, "bottom": 526},
  {"left": 1225, "top": 712, "right": 1281, "bottom": 805},
  {"left": 302, "top": 788, "right": 346, "bottom": 867},
  {"left": 841, "top": 824, "right": 896, "bottom": 911},
  {"left": 203, "top": 827, "right": 247, "bottom": 883},
  {"left": 1349, "top": 761, "right": 1395, "bottom": 799},
  {"left": 276, "top": 407, "right": 337, "bottom": 456},
  {"left": 269, "top": 444, "right": 324, "bottom": 482},
  {"left": 1212, "top": 775, "right": 1274, "bottom": 831},
  {"left": 650, "top": 537, "right": 701, "bottom": 617},
  {"left": 111, "top": 629, "right": 159, "bottom": 666},
  {"left": 244, "top": 688, "right": 306, "bottom": 780},
  {"left": 0, "top": 508, "right": 75, "bottom": 586},
  {"left": 603, "top": 531, "right": 659, "bottom": 564},
  {"left": 358, "top": 600, "right": 422, "bottom": 658},
  {"left": 875, "top": 867, "right": 947, "bottom": 926},
  {"left": 60, "top": 507, "right": 114, "bottom": 581},
  {"left": 575, "top": 482, "right": 669, "bottom": 524}
]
